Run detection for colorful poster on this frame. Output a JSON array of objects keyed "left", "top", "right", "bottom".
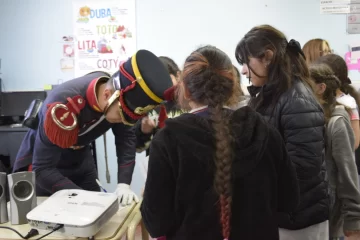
[{"left": 72, "top": 0, "right": 136, "bottom": 77}]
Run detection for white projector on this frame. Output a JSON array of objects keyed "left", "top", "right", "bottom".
[{"left": 26, "top": 189, "right": 119, "bottom": 238}]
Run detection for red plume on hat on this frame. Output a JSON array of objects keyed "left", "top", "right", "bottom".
[{"left": 158, "top": 85, "right": 177, "bottom": 129}]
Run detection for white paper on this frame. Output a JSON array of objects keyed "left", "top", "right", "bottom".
[
  {"left": 60, "top": 58, "right": 74, "bottom": 72},
  {"left": 321, "top": 0, "right": 350, "bottom": 4},
  {"left": 349, "top": 42, "right": 360, "bottom": 61},
  {"left": 347, "top": 14, "right": 360, "bottom": 33},
  {"left": 350, "top": 3, "right": 360, "bottom": 12},
  {"left": 72, "top": 0, "right": 136, "bottom": 77},
  {"left": 321, "top": 5, "right": 350, "bottom": 13},
  {"left": 321, "top": 0, "right": 351, "bottom": 13}
]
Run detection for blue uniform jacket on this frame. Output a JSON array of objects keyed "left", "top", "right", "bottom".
[{"left": 13, "top": 72, "right": 136, "bottom": 193}]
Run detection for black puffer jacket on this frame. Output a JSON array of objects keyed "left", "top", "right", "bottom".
[{"left": 248, "top": 79, "right": 329, "bottom": 230}]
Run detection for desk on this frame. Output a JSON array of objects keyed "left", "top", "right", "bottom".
[
  {"left": 0, "top": 125, "right": 28, "bottom": 168},
  {"left": 0, "top": 197, "right": 137, "bottom": 240}
]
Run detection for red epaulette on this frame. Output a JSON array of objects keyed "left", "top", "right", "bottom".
[{"left": 44, "top": 95, "right": 86, "bottom": 148}]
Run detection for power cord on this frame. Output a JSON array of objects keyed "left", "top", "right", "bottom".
[
  {"left": 35, "top": 224, "right": 64, "bottom": 240},
  {"left": 0, "top": 223, "right": 64, "bottom": 240},
  {"left": 0, "top": 226, "right": 39, "bottom": 239}
]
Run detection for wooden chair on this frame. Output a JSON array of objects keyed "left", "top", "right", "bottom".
[{"left": 126, "top": 200, "right": 149, "bottom": 240}]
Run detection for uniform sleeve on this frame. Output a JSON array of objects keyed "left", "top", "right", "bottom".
[
  {"left": 140, "top": 129, "right": 176, "bottom": 238},
  {"left": 112, "top": 123, "right": 136, "bottom": 185},
  {"left": 134, "top": 119, "right": 153, "bottom": 153},
  {"left": 32, "top": 114, "right": 81, "bottom": 194},
  {"left": 272, "top": 128, "right": 300, "bottom": 212},
  {"left": 332, "top": 118, "right": 360, "bottom": 232}
]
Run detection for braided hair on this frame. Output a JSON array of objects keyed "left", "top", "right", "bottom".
[
  {"left": 309, "top": 63, "right": 341, "bottom": 123},
  {"left": 315, "top": 54, "right": 360, "bottom": 109},
  {"left": 177, "top": 45, "right": 242, "bottom": 239}
]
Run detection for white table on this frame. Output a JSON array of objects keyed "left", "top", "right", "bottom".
[{"left": 0, "top": 197, "right": 137, "bottom": 240}]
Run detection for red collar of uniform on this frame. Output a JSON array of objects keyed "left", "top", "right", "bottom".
[{"left": 86, "top": 78, "right": 104, "bottom": 112}]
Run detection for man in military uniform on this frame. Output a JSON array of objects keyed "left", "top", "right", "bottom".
[{"left": 13, "top": 50, "right": 173, "bottom": 206}]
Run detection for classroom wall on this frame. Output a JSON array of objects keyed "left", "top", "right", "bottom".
[{"left": 0, "top": 0, "right": 359, "bottom": 194}]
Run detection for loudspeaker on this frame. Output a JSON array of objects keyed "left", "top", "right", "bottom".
[
  {"left": 8, "top": 171, "right": 36, "bottom": 224},
  {"left": 0, "top": 172, "right": 8, "bottom": 223}
]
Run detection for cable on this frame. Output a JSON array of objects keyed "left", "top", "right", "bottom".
[
  {"left": 0, "top": 224, "right": 64, "bottom": 240},
  {"left": 0, "top": 226, "right": 39, "bottom": 239},
  {"left": 103, "top": 133, "right": 111, "bottom": 183},
  {"left": 35, "top": 224, "right": 64, "bottom": 240}
]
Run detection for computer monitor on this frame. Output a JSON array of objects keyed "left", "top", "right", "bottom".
[{"left": 0, "top": 91, "right": 47, "bottom": 117}]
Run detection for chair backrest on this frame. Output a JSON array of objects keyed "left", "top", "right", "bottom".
[{"left": 22, "top": 99, "right": 43, "bottom": 129}]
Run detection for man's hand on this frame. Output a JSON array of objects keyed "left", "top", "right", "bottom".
[
  {"left": 141, "top": 116, "right": 156, "bottom": 134},
  {"left": 114, "top": 183, "right": 139, "bottom": 206}
]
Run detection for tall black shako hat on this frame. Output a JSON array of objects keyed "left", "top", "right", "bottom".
[{"left": 104, "top": 49, "right": 173, "bottom": 126}]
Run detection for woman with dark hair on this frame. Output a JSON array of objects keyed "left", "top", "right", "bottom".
[
  {"left": 235, "top": 25, "right": 328, "bottom": 240},
  {"left": 310, "top": 63, "right": 360, "bottom": 240},
  {"left": 135, "top": 56, "right": 183, "bottom": 155},
  {"left": 141, "top": 45, "right": 299, "bottom": 240},
  {"left": 315, "top": 54, "right": 360, "bottom": 150},
  {"left": 159, "top": 56, "right": 181, "bottom": 85}
]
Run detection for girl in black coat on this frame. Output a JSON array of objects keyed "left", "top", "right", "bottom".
[
  {"left": 141, "top": 45, "right": 299, "bottom": 240},
  {"left": 235, "top": 25, "right": 328, "bottom": 239}
]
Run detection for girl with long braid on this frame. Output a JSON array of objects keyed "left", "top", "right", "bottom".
[{"left": 141, "top": 45, "right": 299, "bottom": 240}]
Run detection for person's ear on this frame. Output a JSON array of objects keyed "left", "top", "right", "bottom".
[
  {"left": 317, "top": 83, "right": 327, "bottom": 95},
  {"left": 263, "top": 50, "right": 274, "bottom": 67},
  {"left": 103, "top": 88, "right": 113, "bottom": 101}
]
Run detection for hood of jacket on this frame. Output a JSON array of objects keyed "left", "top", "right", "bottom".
[{"left": 163, "top": 106, "right": 270, "bottom": 177}]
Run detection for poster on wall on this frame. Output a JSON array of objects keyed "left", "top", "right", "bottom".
[
  {"left": 345, "top": 42, "right": 360, "bottom": 70},
  {"left": 72, "top": 0, "right": 136, "bottom": 77}
]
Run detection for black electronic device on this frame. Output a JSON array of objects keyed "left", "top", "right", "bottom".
[{"left": 0, "top": 91, "right": 47, "bottom": 117}]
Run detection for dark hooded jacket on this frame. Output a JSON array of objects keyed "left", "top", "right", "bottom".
[{"left": 141, "top": 106, "right": 299, "bottom": 240}]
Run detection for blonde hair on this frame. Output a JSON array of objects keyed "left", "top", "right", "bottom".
[{"left": 302, "top": 39, "right": 331, "bottom": 65}]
